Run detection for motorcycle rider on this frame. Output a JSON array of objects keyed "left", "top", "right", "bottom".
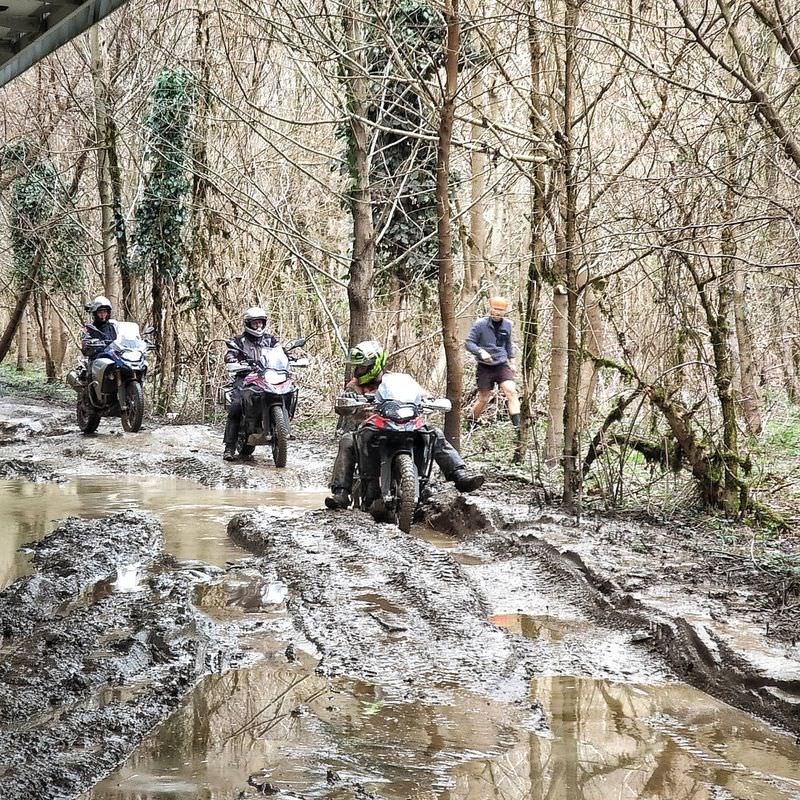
[
  {"left": 222, "top": 307, "right": 278, "bottom": 461},
  {"left": 325, "top": 340, "right": 484, "bottom": 510},
  {"left": 80, "top": 296, "right": 117, "bottom": 359}
]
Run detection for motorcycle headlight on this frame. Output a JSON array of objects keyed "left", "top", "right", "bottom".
[
  {"left": 264, "top": 369, "right": 286, "bottom": 384},
  {"left": 123, "top": 350, "right": 143, "bottom": 361},
  {"left": 380, "top": 401, "right": 419, "bottom": 422}
]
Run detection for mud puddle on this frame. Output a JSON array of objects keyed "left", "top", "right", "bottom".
[
  {"left": 86, "top": 633, "right": 800, "bottom": 800},
  {"left": 0, "top": 476, "right": 328, "bottom": 590}
]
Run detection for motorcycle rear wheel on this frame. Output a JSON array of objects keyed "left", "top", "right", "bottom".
[
  {"left": 271, "top": 405, "right": 289, "bottom": 467},
  {"left": 392, "top": 452, "right": 416, "bottom": 533},
  {"left": 76, "top": 400, "right": 101, "bottom": 434},
  {"left": 121, "top": 381, "right": 144, "bottom": 432}
]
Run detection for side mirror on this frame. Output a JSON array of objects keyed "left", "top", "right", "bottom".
[
  {"left": 285, "top": 337, "right": 307, "bottom": 352},
  {"left": 143, "top": 325, "right": 155, "bottom": 335},
  {"left": 425, "top": 398, "right": 452, "bottom": 413},
  {"left": 334, "top": 396, "right": 366, "bottom": 414}
]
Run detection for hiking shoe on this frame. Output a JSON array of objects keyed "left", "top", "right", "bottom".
[
  {"left": 324, "top": 490, "right": 350, "bottom": 510},
  {"left": 452, "top": 468, "right": 484, "bottom": 493},
  {"left": 223, "top": 446, "right": 237, "bottom": 461}
]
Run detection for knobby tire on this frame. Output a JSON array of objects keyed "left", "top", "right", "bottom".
[
  {"left": 271, "top": 404, "right": 289, "bottom": 467},
  {"left": 121, "top": 381, "right": 144, "bottom": 432},
  {"left": 393, "top": 452, "right": 416, "bottom": 533}
]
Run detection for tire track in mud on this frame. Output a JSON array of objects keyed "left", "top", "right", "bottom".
[
  {"left": 229, "top": 510, "right": 531, "bottom": 699},
  {"left": 231, "top": 500, "right": 800, "bottom": 738},
  {"left": 425, "top": 492, "right": 800, "bottom": 734},
  {"left": 543, "top": 539, "right": 800, "bottom": 734},
  {"left": 0, "top": 512, "right": 241, "bottom": 800}
]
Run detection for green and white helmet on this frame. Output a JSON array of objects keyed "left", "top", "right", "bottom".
[{"left": 346, "top": 340, "right": 387, "bottom": 386}]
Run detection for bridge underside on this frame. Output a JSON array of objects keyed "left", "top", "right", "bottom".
[{"left": 0, "top": 0, "right": 127, "bottom": 89}]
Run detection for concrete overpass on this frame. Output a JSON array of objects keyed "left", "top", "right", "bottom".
[{"left": 0, "top": 0, "right": 128, "bottom": 89}]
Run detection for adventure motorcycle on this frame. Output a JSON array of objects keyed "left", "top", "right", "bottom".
[
  {"left": 66, "top": 321, "right": 153, "bottom": 434},
  {"left": 335, "top": 372, "right": 451, "bottom": 533},
  {"left": 222, "top": 338, "right": 309, "bottom": 467}
]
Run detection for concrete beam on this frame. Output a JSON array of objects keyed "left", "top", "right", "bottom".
[{"left": 0, "top": 0, "right": 129, "bottom": 89}]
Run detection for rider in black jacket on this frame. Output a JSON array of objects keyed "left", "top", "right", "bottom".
[
  {"left": 80, "top": 296, "right": 116, "bottom": 358},
  {"left": 223, "top": 307, "right": 278, "bottom": 460}
]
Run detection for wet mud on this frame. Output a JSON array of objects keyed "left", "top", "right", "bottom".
[
  {"left": 0, "top": 512, "right": 247, "bottom": 800},
  {"left": 0, "top": 393, "right": 798, "bottom": 798}
]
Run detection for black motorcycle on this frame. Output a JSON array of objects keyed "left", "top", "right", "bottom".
[
  {"left": 336, "top": 373, "right": 451, "bottom": 533},
  {"left": 66, "top": 321, "right": 154, "bottom": 434},
  {"left": 222, "top": 338, "right": 309, "bottom": 467}
]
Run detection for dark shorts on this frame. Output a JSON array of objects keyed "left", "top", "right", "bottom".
[{"left": 476, "top": 362, "right": 515, "bottom": 391}]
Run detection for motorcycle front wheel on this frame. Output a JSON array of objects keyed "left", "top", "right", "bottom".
[
  {"left": 121, "top": 381, "right": 144, "bottom": 432},
  {"left": 270, "top": 404, "right": 289, "bottom": 467},
  {"left": 392, "top": 452, "right": 416, "bottom": 533},
  {"left": 76, "top": 400, "right": 101, "bottom": 434}
]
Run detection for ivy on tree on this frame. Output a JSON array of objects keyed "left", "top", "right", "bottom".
[
  {"left": 2, "top": 141, "right": 86, "bottom": 293},
  {"left": 132, "top": 67, "right": 196, "bottom": 281}
]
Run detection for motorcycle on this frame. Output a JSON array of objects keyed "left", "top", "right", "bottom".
[
  {"left": 335, "top": 372, "right": 451, "bottom": 533},
  {"left": 66, "top": 321, "right": 154, "bottom": 434},
  {"left": 222, "top": 338, "right": 309, "bottom": 467}
]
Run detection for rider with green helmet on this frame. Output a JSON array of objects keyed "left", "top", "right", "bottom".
[{"left": 325, "top": 339, "right": 484, "bottom": 509}]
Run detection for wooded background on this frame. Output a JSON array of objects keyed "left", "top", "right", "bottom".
[{"left": 2, "top": 0, "right": 800, "bottom": 518}]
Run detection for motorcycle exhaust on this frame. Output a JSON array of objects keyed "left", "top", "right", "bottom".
[{"left": 65, "top": 370, "right": 84, "bottom": 392}]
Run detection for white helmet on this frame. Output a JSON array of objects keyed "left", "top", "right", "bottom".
[
  {"left": 242, "top": 306, "right": 268, "bottom": 338},
  {"left": 87, "top": 295, "right": 112, "bottom": 322}
]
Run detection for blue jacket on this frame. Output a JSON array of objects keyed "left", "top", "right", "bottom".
[{"left": 465, "top": 317, "right": 514, "bottom": 365}]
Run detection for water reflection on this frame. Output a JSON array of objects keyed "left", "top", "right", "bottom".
[
  {"left": 0, "top": 476, "right": 328, "bottom": 590},
  {"left": 446, "top": 677, "right": 800, "bottom": 800},
  {"left": 85, "top": 658, "right": 800, "bottom": 799}
]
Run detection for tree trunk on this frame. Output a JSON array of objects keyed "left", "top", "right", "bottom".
[
  {"left": 51, "top": 305, "right": 67, "bottom": 374},
  {"left": 544, "top": 286, "right": 568, "bottom": 465},
  {"left": 15, "top": 311, "right": 27, "bottom": 371},
  {"left": 515, "top": 7, "right": 547, "bottom": 465},
  {"left": 34, "top": 293, "right": 56, "bottom": 380},
  {"left": 561, "top": 0, "right": 582, "bottom": 514},
  {"left": 771, "top": 286, "right": 796, "bottom": 401},
  {"left": 91, "top": 26, "right": 119, "bottom": 309},
  {"left": 343, "top": 0, "right": 374, "bottom": 350},
  {"left": 0, "top": 250, "right": 43, "bottom": 365},
  {"left": 436, "top": 0, "right": 462, "bottom": 449},
  {"left": 579, "top": 283, "right": 605, "bottom": 426},
  {"left": 733, "top": 269, "right": 762, "bottom": 436}
]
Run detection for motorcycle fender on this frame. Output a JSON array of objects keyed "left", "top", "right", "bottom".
[{"left": 116, "top": 377, "right": 128, "bottom": 412}]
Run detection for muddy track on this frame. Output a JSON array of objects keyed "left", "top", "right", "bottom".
[
  {"left": 0, "top": 512, "right": 242, "bottom": 800},
  {"left": 230, "top": 497, "right": 800, "bottom": 738},
  {"left": 228, "top": 506, "right": 669, "bottom": 696}
]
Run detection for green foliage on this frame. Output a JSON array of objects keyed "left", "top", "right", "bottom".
[
  {"left": 0, "top": 364, "right": 72, "bottom": 401},
  {"left": 370, "top": 2, "right": 445, "bottom": 284},
  {"left": 132, "top": 67, "right": 196, "bottom": 280},
  {"left": 3, "top": 143, "right": 86, "bottom": 293},
  {"left": 762, "top": 407, "right": 800, "bottom": 457}
]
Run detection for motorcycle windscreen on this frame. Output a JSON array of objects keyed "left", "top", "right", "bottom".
[
  {"left": 262, "top": 347, "right": 290, "bottom": 371},
  {"left": 375, "top": 373, "right": 424, "bottom": 405},
  {"left": 113, "top": 321, "right": 146, "bottom": 352}
]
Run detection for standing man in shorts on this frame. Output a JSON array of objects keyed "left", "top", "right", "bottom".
[{"left": 464, "top": 296, "right": 521, "bottom": 430}]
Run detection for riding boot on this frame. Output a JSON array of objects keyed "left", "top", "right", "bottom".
[
  {"left": 451, "top": 467, "right": 485, "bottom": 493},
  {"left": 223, "top": 416, "right": 240, "bottom": 461}
]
